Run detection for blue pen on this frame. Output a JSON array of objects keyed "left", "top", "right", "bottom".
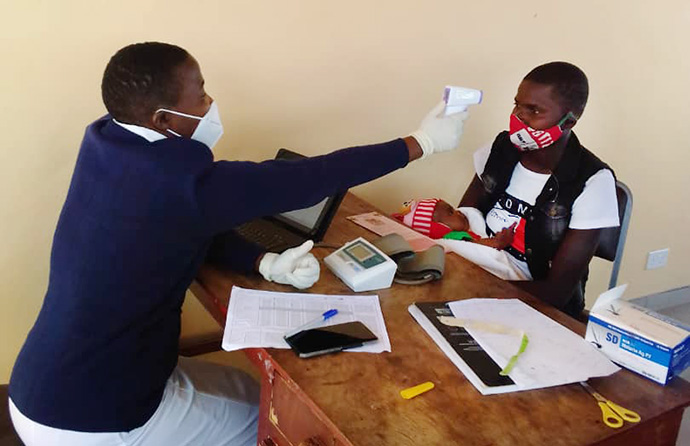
[{"left": 284, "top": 309, "right": 338, "bottom": 339}]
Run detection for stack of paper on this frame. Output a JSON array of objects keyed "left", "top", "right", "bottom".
[
  {"left": 409, "top": 299, "right": 620, "bottom": 395},
  {"left": 222, "top": 286, "right": 391, "bottom": 354},
  {"left": 447, "top": 299, "right": 620, "bottom": 393}
]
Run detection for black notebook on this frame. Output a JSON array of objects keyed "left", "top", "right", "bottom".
[{"left": 408, "top": 301, "right": 519, "bottom": 395}]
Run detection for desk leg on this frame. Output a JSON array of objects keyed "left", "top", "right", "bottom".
[
  {"left": 244, "top": 349, "right": 352, "bottom": 446},
  {"left": 244, "top": 348, "right": 278, "bottom": 445}
]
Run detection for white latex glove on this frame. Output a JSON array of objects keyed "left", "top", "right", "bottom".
[
  {"left": 259, "top": 240, "right": 320, "bottom": 289},
  {"left": 409, "top": 101, "right": 469, "bottom": 160}
]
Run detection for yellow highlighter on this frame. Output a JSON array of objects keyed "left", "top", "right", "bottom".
[{"left": 400, "top": 381, "right": 435, "bottom": 399}]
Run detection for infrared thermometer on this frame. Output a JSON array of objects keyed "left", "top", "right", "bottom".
[{"left": 443, "top": 86, "right": 483, "bottom": 116}]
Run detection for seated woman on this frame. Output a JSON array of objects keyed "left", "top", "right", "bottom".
[{"left": 458, "top": 62, "right": 619, "bottom": 317}]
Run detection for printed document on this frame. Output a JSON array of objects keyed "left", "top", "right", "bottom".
[
  {"left": 222, "top": 286, "right": 391, "bottom": 353},
  {"left": 447, "top": 299, "right": 620, "bottom": 393},
  {"left": 347, "top": 212, "right": 440, "bottom": 252}
]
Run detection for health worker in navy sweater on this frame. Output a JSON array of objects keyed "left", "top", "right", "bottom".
[{"left": 9, "top": 42, "right": 470, "bottom": 446}]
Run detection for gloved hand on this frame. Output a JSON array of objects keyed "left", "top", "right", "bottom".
[
  {"left": 259, "top": 240, "right": 320, "bottom": 289},
  {"left": 409, "top": 101, "right": 469, "bottom": 160}
]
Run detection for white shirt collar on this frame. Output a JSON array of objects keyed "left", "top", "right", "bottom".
[{"left": 112, "top": 119, "right": 167, "bottom": 143}]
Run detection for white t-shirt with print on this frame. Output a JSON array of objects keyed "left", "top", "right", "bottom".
[{"left": 471, "top": 143, "right": 620, "bottom": 279}]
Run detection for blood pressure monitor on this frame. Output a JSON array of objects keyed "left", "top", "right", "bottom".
[{"left": 324, "top": 237, "right": 397, "bottom": 292}]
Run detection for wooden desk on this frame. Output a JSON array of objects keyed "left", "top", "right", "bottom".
[{"left": 191, "top": 193, "right": 690, "bottom": 446}]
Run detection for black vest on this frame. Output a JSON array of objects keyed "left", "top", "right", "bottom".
[{"left": 478, "top": 131, "right": 613, "bottom": 283}]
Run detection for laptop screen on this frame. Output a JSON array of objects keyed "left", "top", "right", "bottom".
[
  {"left": 275, "top": 197, "right": 329, "bottom": 233},
  {"left": 267, "top": 148, "right": 347, "bottom": 241}
]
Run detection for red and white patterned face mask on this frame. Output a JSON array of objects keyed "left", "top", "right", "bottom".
[{"left": 509, "top": 113, "right": 574, "bottom": 151}]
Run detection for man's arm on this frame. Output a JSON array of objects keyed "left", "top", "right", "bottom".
[
  {"left": 511, "top": 228, "right": 601, "bottom": 308},
  {"left": 458, "top": 175, "right": 486, "bottom": 208},
  {"left": 404, "top": 136, "right": 423, "bottom": 162},
  {"left": 206, "top": 232, "right": 320, "bottom": 290},
  {"left": 206, "top": 230, "right": 265, "bottom": 273},
  {"left": 198, "top": 103, "right": 465, "bottom": 236},
  {"left": 474, "top": 224, "right": 515, "bottom": 249}
]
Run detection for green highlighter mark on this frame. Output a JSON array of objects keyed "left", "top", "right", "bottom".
[{"left": 500, "top": 333, "right": 529, "bottom": 376}]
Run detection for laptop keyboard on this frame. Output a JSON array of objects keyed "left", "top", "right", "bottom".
[{"left": 235, "top": 219, "right": 305, "bottom": 252}]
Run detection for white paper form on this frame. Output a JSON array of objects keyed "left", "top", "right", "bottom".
[
  {"left": 222, "top": 286, "right": 391, "bottom": 354},
  {"left": 447, "top": 299, "right": 620, "bottom": 393}
]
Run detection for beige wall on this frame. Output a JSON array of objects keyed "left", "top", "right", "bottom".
[{"left": 1, "top": 1, "right": 689, "bottom": 382}]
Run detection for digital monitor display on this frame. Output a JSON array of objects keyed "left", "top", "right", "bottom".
[{"left": 347, "top": 244, "right": 375, "bottom": 262}]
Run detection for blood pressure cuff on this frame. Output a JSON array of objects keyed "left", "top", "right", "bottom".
[
  {"left": 371, "top": 234, "right": 445, "bottom": 285},
  {"left": 370, "top": 233, "right": 415, "bottom": 262}
]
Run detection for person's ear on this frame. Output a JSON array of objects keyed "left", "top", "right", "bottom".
[
  {"left": 151, "top": 109, "right": 170, "bottom": 133},
  {"left": 560, "top": 111, "right": 578, "bottom": 130}
]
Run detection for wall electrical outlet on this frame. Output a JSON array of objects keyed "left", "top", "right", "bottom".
[{"left": 646, "top": 248, "right": 669, "bottom": 270}]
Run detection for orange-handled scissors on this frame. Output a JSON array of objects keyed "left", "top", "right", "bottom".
[{"left": 580, "top": 382, "right": 641, "bottom": 429}]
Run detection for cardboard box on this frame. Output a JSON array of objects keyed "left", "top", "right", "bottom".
[{"left": 585, "top": 285, "right": 690, "bottom": 385}]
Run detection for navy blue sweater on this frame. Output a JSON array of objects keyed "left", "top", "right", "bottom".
[{"left": 9, "top": 116, "right": 408, "bottom": 432}]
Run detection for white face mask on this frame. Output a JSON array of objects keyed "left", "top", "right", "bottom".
[{"left": 156, "top": 101, "right": 224, "bottom": 150}]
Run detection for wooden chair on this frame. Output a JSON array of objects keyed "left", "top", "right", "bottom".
[{"left": 0, "top": 385, "right": 24, "bottom": 446}]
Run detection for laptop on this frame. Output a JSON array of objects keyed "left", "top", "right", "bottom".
[{"left": 234, "top": 148, "right": 347, "bottom": 252}]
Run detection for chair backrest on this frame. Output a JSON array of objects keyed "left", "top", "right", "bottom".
[{"left": 594, "top": 180, "right": 633, "bottom": 289}]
